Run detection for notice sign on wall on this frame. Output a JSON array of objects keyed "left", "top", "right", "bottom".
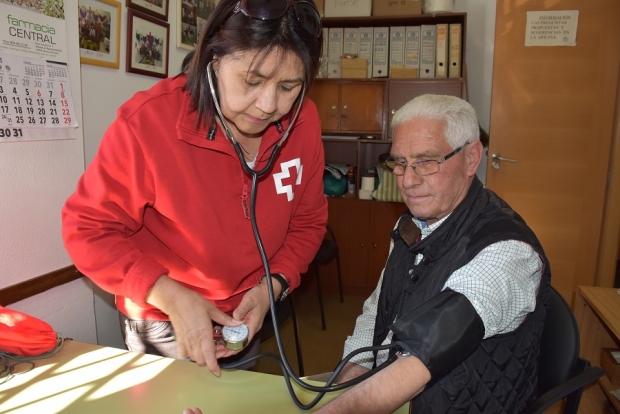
[{"left": 525, "top": 10, "right": 579, "bottom": 47}]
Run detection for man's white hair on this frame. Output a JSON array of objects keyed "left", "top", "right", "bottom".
[{"left": 391, "top": 94, "right": 480, "bottom": 149}]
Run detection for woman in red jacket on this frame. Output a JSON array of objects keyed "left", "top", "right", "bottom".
[{"left": 62, "top": 0, "right": 326, "bottom": 376}]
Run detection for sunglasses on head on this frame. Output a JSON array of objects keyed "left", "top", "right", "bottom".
[{"left": 231, "top": 0, "right": 322, "bottom": 37}]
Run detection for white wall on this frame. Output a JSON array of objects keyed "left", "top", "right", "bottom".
[
  {"left": 80, "top": 0, "right": 192, "bottom": 348},
  {"left": 0, "top": 2, "right": 96, "bottom": 344},
  {"left": 0, "top": 0, "right": 497, "bottom": 349},
  {"left": 82, "top": 0, "right": 191, "bottom": 164}
]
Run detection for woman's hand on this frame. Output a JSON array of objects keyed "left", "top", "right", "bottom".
[
  {"left": 146, "top": 275, "right": 243, "bottom": 377},
  {"left": 231, "top": 276, "right": 280, "bottom": 344}
]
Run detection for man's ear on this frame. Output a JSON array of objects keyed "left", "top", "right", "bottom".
[{"left": 465, "top": 140, "right": 484, "bottom": 176}]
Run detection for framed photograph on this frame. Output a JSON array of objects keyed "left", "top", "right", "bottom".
[
  {"left": 78, "top": 0, "right": 121, "bottom": 68},
  {"left": 177, "top": 0, "right": 218, "bottom": 50},
  {"left": 126, "top": 0, "right": 169, "bottom": 21},
  {"left": 126, "top": 9, "right": 170, "bottom": 78}
]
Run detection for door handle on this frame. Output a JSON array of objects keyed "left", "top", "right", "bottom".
[{"left": 491, "top": 153, "right": 517, "bottom": 170}]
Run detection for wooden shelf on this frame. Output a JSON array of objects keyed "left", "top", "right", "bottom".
[
  {"left": 578, "top": 287, "right": 620, "bottom": 340},
  {"left": 575, "top": 286, "right": 620, "bottom": 413},
  {"left": 321, "top": 12, "right": 467, "bottom": 28},
  {"left": 314, "top": 13, "right": 469, "bottom": 296},
  {"left": 314, "top": 77, "right": 464, "bottom": 83},
  {"left": 598, "top": 375, "right": 620, "bottom": 413},
  {"left": 322, "top": 137, "right": 391, "bottom": 143}
]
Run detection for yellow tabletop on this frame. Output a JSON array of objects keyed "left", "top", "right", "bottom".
[{"left": 0, "top": 340, "right": 408, "bottom": 414}]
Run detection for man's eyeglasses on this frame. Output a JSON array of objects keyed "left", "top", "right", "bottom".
[
  {"left": 231, "top": 0, "right": 322, "bottom": 37},
  {"left": 383, "top": 142, "right": 470, "bottom": 176}
]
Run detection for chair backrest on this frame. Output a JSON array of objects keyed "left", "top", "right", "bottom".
[
  {"left": 326, "top": 224, "right": 337, "bottom": 243},
  {"left": 260, "top": 297, "right": 293, "bottom": 341},
  {"left": 537, "top": 286, "right": 580, "bottom": 395},
  {"left": 314, "top": 224, "right": 339, "bottom": 264}
]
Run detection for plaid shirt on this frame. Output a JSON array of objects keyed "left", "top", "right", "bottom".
[{"left": 343, "top": 214, "right": 543, "bottom": 368}]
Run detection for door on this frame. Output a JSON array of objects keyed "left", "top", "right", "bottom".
[
  {"left": 487, "top": 0, "right": 620, "bottom": 303},
  {"left": 307, "top": 81, "right": 339, "bottom": 131},
  {"left": 339, "top": 82, "right": 385, "bottom": 133},
  {"left": 327, "top": 198, "right": 371, "bottom": 289}
]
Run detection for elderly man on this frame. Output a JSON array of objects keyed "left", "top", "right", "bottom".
[{"left": 317, "top": 95, "right": 551, "bottom": 414}]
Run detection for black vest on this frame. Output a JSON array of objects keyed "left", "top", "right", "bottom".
[{"left": 373, "top": 177, "right": 551, "bottom": 413}]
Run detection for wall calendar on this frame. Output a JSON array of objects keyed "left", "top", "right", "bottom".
[{"left": 0, "top": 52, "right": 78, "bottom": 142}]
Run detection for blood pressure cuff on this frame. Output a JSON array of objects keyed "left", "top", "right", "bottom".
[{"left": 390, "top": 289, "right": 485, "bottom": 381}]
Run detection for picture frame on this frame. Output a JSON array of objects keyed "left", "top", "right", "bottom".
[
  {"left": 126, "top": 0, "right": 169, "bottom": 21},
  {"left": 126, "top": 9, "right": 170, "bottom": 78},
  {"left": 177, "top": 0, "right": 218, "bottom": 50},
  {"left": 78, "top": 0, "right": 121, "bottom": 69}
]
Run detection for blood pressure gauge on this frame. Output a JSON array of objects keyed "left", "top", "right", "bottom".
[{"left": 214, "top": 323, "right": 249, "bottom": 351}]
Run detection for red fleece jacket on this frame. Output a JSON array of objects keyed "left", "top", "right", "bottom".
[{"left": 62, "top": 75, "right": 327, "bottom": 320}]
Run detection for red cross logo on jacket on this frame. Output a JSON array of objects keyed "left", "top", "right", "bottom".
[{"left": 273, "top": 158, "right": 303, "bottom": 201}]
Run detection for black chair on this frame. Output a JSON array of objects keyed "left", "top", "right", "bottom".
[
  {"left": 311, "top": 224, "right": 344, "bottom": 331},
  {"left": 260, "top": 295, "right": 305, "bottom": 377},
  {"left": 520, "top": 286, "right": 605, "bottom": 414}
]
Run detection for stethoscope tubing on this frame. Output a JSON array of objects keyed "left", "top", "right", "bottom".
[{"left": 206, "top": 59, "right": 401, "bottom": 409}]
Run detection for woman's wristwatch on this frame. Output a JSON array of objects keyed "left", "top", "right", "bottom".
[{"left": 264, "top": 274, "right": 290, "bottom": 301}]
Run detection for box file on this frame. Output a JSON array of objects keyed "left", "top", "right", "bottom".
[
  {"left": 318, "top": 27, "right": 329, "bottom": 78},
  {"left": 405, "top": 26, "right": 420, "bottom": 76},
  {"left": 327, "top": 27, "right": 344, "bottom": 78},
  {"left": 448, "top": 23, "right": 462, "bottom": 78},
  {"left": 343, "top": 27, "right": 359, "bottom": 57},
  {"left": 435, "top": 23, "right": 448, "bottom": 78},
  {"left": 389, "top": 26, "right": 406, "bottom": 77},
  {"left": 420, "top": 24, "right": 436, "bottom": 78},
  {"left": 372, "top": 27, "right": 389, "bottom": 78},
  {"left": 358, "top": 27, "right": 374, "bottom": 79}
]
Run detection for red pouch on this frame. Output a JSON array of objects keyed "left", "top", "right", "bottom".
[{"left": 0, "top": 306, "right": 58, "bottom": 357}]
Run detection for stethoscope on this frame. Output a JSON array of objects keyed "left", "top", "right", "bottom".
[
  {"left": 206, "top": 60, "right": 404, "bottom": 409},
  {"left": 206, "top": 60, "right": 301, "bottom": 177}
]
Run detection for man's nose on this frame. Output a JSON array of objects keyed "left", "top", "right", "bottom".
[{"left": 401, "top": 165, "right": 424, "bottom": 187}]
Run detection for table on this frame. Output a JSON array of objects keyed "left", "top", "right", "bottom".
[
  {"left": 0, "top": 340, "right": 409, "bottom": 414},
  {"left": 573, "top": 286, "right": 620, "bottom": 413}
]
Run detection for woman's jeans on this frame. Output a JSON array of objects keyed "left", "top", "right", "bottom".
[{"left": 118, "top": 312, "right": 259, "bottom": 369}]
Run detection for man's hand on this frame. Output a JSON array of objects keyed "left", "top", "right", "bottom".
[{"left": 146, "top": 275, "right": 243, "bottom": 377}]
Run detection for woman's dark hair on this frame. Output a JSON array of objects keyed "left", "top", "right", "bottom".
[{"left": 181, "top": 0, "right": 322, "bottom": 129}]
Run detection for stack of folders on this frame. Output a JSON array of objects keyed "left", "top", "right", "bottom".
[{"left": 325, "top": 24, "right": 462, "bottom": 79}]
